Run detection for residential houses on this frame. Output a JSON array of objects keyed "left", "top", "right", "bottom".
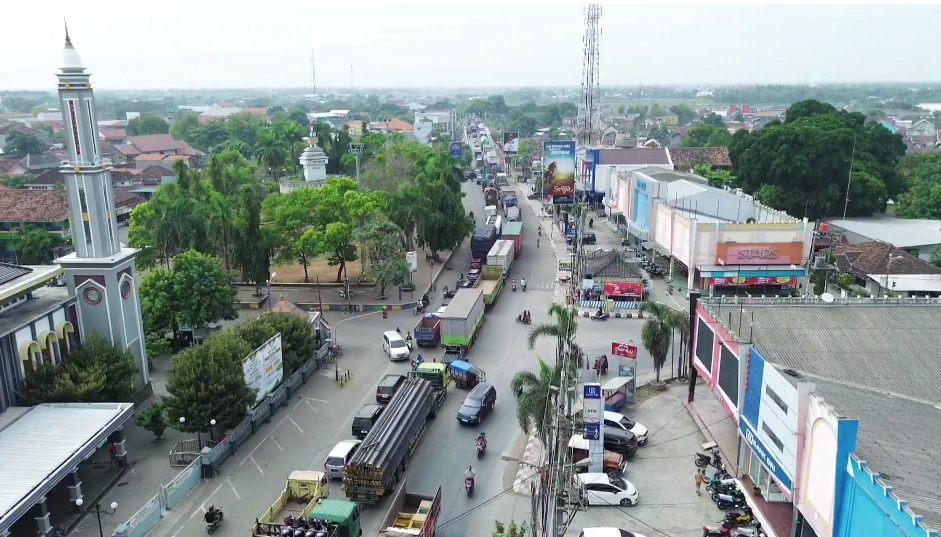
[
  {"left": 112, "top": 134, "right": 201, "bottom": 166},
  {"left": 830, "top": 240, "right": 941, "bottom": 297},
  {"left": 0, "top": 190, "right": 72, "bottom": 262},
  {"left": 369, "top": 118, "right": 414, "bottom": 134}
]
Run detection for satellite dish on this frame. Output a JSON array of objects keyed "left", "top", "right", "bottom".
[{"left": 821, "top": 292, "right": 835, "bottom": 303}]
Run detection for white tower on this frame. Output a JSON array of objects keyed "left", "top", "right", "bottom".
[
  {"left": 55, "top": 25, "right": 149, "bottom": 386},
  {"left": 299, "top": 124, "right": 329, "bottom": 186}
]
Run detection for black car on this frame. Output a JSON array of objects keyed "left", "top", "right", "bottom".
[
  {"left": 352, "top": 404, "right": 384, "bottom": 439},
  {"left": 581, "top": 232, "right": 597, "bottom": 244},
  {"left": 457, "top": 382, "right": 496, "bottom": 425},
  {"left": 602, "top": 428, "right": 638, "bottom": 458},
  {"left": 376, "top": 374, "right": 406, "bottom": 405}
]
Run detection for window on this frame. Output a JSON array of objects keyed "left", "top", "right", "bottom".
[
  {"left": 78, "top": 189, "right": 88, "bottom": 212},
  {"left": 761, "top": 422, "right": 784, "bottom": 451},
  {"left": 83, "top": 221, "right": 92, "bottom": 244},
  {"left": 765, "top": 386, "right": 788, "bottom": 413}
]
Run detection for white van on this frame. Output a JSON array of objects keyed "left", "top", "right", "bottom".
[
  {"left": 324, "top": 439, "right": 361, "bottom": 480},
  {"left": 382, "top": 331, "right": 410, "bottom": 361}
]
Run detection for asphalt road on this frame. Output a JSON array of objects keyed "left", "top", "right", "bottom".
[{"left": 151, "top": 176, "right": 563, "bottom": 537}]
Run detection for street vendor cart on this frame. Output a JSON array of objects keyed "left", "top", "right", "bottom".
[
  {"left": 447, "top": 360, "right": 486, "bottom": 389},
  {"left": 601, "top": 376, "right": 634, "bottom": 412}
]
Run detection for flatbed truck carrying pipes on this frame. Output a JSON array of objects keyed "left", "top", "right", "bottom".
[
  {"left": 377, "top": 481, "right": 442, "bottom": 537},
  {"left": 342, "top": 377, "right": 434, "bottom": 503},
  {"left": 252, "top": 471, "right": 329, "bottom": 537}
]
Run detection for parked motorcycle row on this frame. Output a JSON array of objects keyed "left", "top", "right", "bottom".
[
  {"left": 696, "top": 448, "right": 768, "bottom": 537},
  {"left": 268, "top": 515, "right": 337, "bottom": 537}
]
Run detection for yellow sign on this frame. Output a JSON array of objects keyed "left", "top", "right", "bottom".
[{"left": 558, "top": 260, "right": 573, "bottom": 272}]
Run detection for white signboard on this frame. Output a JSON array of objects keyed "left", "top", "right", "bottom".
[
  {"left": 243, "top": 334, "right": 284, "bottom": 404},
  {"left": 406, "top": 251, "right": 418, "bottom": 273}
]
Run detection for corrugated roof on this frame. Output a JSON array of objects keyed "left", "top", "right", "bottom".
[
  {"left": 813, "top": 379, "right": 941, "bottom": 532},
  {"left": 0, "top": 403, "right": 134, "bottom": 531},
  {"left": 826, "top": 217, "right": 941, "bottom": 249},
  {"left": 597, "top": 148, "right": 671, "bottom": 166}
]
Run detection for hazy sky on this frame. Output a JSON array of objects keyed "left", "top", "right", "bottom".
[{"left": 3, "top": 2, "right": 941, "bottom": 91}]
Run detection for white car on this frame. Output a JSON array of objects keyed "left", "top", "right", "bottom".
[
  {"left": 579, "top": 529, "right": 648, "bottom": 537},
  {"left": 604, "top": 411, "right": 649, "bottom": 445},
  {"left": 382, "top": 331, "right": 410, "bottom": 361},
  {"left": 577, "top": 472, "right": 639, "bottom": 507}
]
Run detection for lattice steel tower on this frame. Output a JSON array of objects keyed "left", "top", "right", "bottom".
[{"left": 578, "top": 5, "right": 602, "bottom": 145}]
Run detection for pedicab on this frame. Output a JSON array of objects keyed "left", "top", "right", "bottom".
[{"left": 447, "top": 359, "right": 487, "bottom": 389}]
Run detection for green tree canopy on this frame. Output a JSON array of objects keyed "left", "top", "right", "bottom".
[
  {"left": 895, "top": 153, "right": 941, "bottom": 219},
  {"left": 127, "top": 116, "right": 170, "bottom": 136},
  {"left": 357, "top": 214, "right": 409, "bottom": 297},
  {"left": 3, "top": 131, "right": 44, "bottom": 156},
  {"left": 236, "top": 312, "right": 320, "bottom": 374},
  {"left": 13, "top": 224, "right": 62, "bottom": 264}
]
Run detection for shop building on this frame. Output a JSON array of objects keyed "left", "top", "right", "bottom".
[
  {"left": 575, "top": 148, "right": 673, "bottom": 214},
  {"left": 690, "top": 295, "right": 941, "bottom": 537}
]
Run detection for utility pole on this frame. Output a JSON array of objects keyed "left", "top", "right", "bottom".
[{"left": 350, "top": 143, "right": 366, "bottom": 273}]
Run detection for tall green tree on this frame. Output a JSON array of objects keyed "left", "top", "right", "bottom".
[
  {"left": 3, "top": 131, "right": 44, "bottom": 156},
  {"left": 237, "top": 313, "right": 320, "bottom": 374},
  {"left": 255, "top": 129, "right": 288, "bottom": 178},
  {"left": 357, "top": 214, "right": 409, "bottom": 297},
  {"left": 13, "top": 224, "right": 62, "bottom": 264},
  {"left": 232, "top": 184, "right": 271, "bottom": 286},
  {"left": 414, "top": 177, "right": 474, "bottom": 256},
  {"left": 510, "top": 357, "right": 563, "bottom": 442},
  {"left": 164, "top": 330, "right": 255, "bottom": 431},
  {"left": 638, "top": 302, "right": 683, "bottom": 382},
  {"left": 895, "top": 153, "right": 941, "bottom": 219},
  {"left": 127, "top": 116, "right": 170, "bottom": 136},
  {"left": 169, "top": 111, "right": 200, "bottom": 141},
  {"left": 127, "top": 183, "right": 207, "bottom": 269},
  {"left": 526, "top": 303, "right": 583, "bottom": 371}
]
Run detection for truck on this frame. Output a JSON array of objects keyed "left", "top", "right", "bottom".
[
  {"left": 252, "top": 471, "right": 329, "bottom": 537},
  {"left": 484, "top": 187, "right": 499, "bottom": 206},
  {"left": 484, "top": 205, "right": 497, "bottom": 219},
  {"left": 304, "top": 499, "right": 362, "bottom": 537},
  {"left": 412, "top": 314, "right": 441, "bottom": 347},
  {"left": 505, "top": 205, "right": 521, "bottom": 222},
  {"left": 440, "top": 287, "right": 485, "bottom": 360},
  {"left": 501, "top": 222, "right": 524, "bottom": 259},
  {"left": 485, "top": 214, "right": 503, "bottom": 236},
  {"left": 377, "top": 481, "right": 442, "bottom": 537},
  {"left": 343, "top": 377, "right": 433, "bottom": 503},
  {"left": 470, "top": 225, "right": 498, "bottom": 260},
  {"left": 487, "top": 239, "right": 514, "bottom": 275},
  {"left": 476, "top": 265, "right": 505, "bottom": 308},
  {"left": 411, "top": 363, "right": 449, "bottom": 417}
]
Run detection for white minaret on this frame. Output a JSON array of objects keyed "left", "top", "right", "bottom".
[
  {"left": 55, "top": 24, "right": 149, "bottom": 386},
  {"left": 299, "top": 123, "right": 328, "bottom": 185}
]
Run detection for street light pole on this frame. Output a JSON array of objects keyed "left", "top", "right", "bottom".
[
  {"left": 75, "top": 499, "right": 117, "bottom": 537},
  {"left": 266, "top": 272, "right": 277, "bottom": 309},
  {"left": 349, "top": 143, "right": 365, "bottom": 192}
]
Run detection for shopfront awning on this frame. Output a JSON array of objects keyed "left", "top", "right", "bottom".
[{"left": 641, "top": 241, "right": 671, "bottom": 257}]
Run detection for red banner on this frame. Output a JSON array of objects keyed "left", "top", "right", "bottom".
[
  {"left": 709, "top": 276, "right": 795, "bottom": 287},
  {"left": 612, "top": 342, "right": 637, "bottom": 359},
  {"left": 604, "top": 281, "right": 643, "bottom": 297}
]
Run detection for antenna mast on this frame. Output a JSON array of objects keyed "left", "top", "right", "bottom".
[
  {"left": 310, "top": 49, "right": 317, "bottom": 96},
  {"left": 578, "top": 4, "right": 602, "bottom": 145}
]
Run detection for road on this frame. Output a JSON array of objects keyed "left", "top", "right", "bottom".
[{"left": 152, "top": 165, "right": 562, "bottom": 537}]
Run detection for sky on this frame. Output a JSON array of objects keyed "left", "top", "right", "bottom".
[{"left": 3, "top": 2, "right": 941, "bottom": 91}]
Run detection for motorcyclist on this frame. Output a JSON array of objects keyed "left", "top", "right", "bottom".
[
  {"left": 512, "top": 278, "right": 517, "bottom": 289},
  {"left": 465, "top": 465, "right": 476, "bottom": 483},
  {"left": 537, "top": 237, "right": 540, "bottom": 248},
  {"left": 204, "top": 506, "right": 221, "bottom": 524},
  {"left": 406, "top": 332, "right": 414, "bottom": 348},
  {"left": 414, "top": 354, "right": 424, "bottom": 368},
  {"left": 521, "top": 278, "right": 527, "bottom": 290},
  {"left": 538, "top": 227, "right": 542, "bottom": 236},
  {"left": 421, "top": 293, "right": 430, "bottom": 306},
  {"left": 596, "top": 307, "right": 604, "bottom": 318},
  {"left": 476, "top": 432, "right": 487, "bottom": 449},
  {"left": 524, "top": 310, "right": 531, "bottom": 322}
]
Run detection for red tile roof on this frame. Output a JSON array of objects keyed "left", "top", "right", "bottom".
[
  {"left": 0, "top": 159, "right": 27, "bottom": 174},
  {"left": 0, "top": 190, "right": 69, "bottom": 222},
  {"left": 127, "top": 134, "right": 198, "bottom": 155},
  {"left": 375, "top": 118, "right": 414, "bottom": 132},
  {"left": 113, "top": 187, "right": 145, "bottom": 208},
  {"left": 100, "top": 128, "right": 127, "bottom": 141},
  {"left": 0, "top": 183, "right": 9, "bottom": 190},
  {"left": 597, "top": 148, "right": 671, "bottom": 166},
  {"left": 832, "top": 240, "right": 941, "bottom": 276},
  {"left": 114, "top": 144, "right": 141, "bottom": 156},
  {"left": 27, "top": 168, "right": 64, "bottom": 186}
]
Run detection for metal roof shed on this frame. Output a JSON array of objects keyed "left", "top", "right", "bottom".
[{"left": 0, "top": 402, "right": 134, "bottom": 533}]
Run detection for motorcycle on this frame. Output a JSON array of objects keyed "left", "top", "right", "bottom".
[
  {"left": 717, "top": 497, "right": 749, "bottom": 511},
  {"left": 732, "top": 524, "right": 766, "bottom": 537},
  {"left": 512, "top": 282, "right": 517, "bottom": 292},
  {"left": 413, "top": 303, "right": 426, "bottom": 315},
  {"left": 465, "top": 476, "right": 475, "bottom": 497},
  {"left": 590, "top": 312, "right": 609, "bottom": 321},
  {"left": 521, "top": 280, "right": 527, "bottom": 292},
  {"left": 702, "top": 522, "right": 732, "bottom": 537},
  {"left": 204, "top": 508, "right": 224, "bottom": 534},
  {"left": 476, "top": 439, "right": 486, "bottom": 459},
  {"left": 516, "top": 315, "right": 531, "bottom": 324},
  {"left": 695, "top": 448, "right": 722, "bottom": 469},
  {"left": 724, "top": 507, "right": 755, "bottom": 527}
]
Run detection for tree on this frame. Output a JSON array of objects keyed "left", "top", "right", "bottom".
[
  {"left": 255, "top": 128, "right": 288, "bottom": 178},
  {"left": 128, "top": 183, "right": 207, "bottom": 269},
  {"left": 357, "top": 214, "right": 409, "bottom": 297},
  {"left": 140, "top": 250, "right": 237, "bottom": 339},
  {"left": 414, "top": 176, "right": 474, "bottom": 256},
  {"left": 170, "top": 111, "right": 201, "bottom": 141},
  {"left": 127, "top": 116, "right": 170, "bottom": 136},
  {"left": 135, "top": 402, "right": 169, "bottom": 441},
  {"left": 13, "top": 224, "right": 62, "bottom": 264},
  {"left": 526, "top": 303, "right": 583, "bottom": 371},
  {"left": 703, "top": 113, "right": 726, "bottom": 127},
  {"left": 4, "top": 131, "right": 44, "bottom": 156},
  {"left": 232, "top": 184, "right": 271, "bottom": 286},
  {"left": 896, "top": 153, "right": 941, "bottom": 219},
  {"left": 18, "top": 332, "right": 138, "bottom": 404},
  {"left": 669, "top": 104, "right": 697, "bottom": 125},
  {"left": 164, "top": 330, "right": 256, "bottom": 432},
  {"left": 239, "top": 313, "right": 320, "bottom": 374},
  {"left": 226, "top": 113, "right": 266, "bottom": 152},
  {"left": 638, "top": 302, "right": 682, "bottom": 382},
  {"left": 693, "top": 164, "right": 738, "bottom": 188},
  {"left": 0, "top": 174, "right": 31, "bottom": 189},
  {"left": 682, "top": 125, "right": 731, "bottom": 148},
  {"left": 493, "top": 521, "right": 527, "bottom": 537},
  {"left": 510, "top": 357, "right": 563, "bottom": 442}
]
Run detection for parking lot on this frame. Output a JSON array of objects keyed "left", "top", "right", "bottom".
[{"left": 563, "top": 383, "right": 729, "bottom": 537}]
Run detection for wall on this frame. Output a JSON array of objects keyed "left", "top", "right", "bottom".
[
  {"left": 693, "top": 221, "right": 813, "bottom": 270},
  {"left": 797, "top": 393, "right": 859, "bottom": 537},
  {"left": 838, "top": 456, "right": 938, "bottom": 537},
  {"left": 742, "top": 347, "right": 803, "bottom": 497},
  {"left": 653, "top": 204, "right": 693, "bottom": 266},
  {"left": 691, "top": 302, "right": 742, "bottom": 418}
]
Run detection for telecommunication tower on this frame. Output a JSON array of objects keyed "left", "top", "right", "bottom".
[
  {"left": 310, "top": 49, "right": 317, "bottom": 96},
  {"left": 577, "top": 4, "right": 602, "bottom": 145}
]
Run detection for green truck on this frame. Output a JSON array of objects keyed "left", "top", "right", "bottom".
[
  {"left": 411, "top": 363, "right": 449, "bottom": 417},
  {"left": 307, "top": 499, "right": 362, "bottom": 537},
  {"left": 476, "top": 266, "right": 504, "bottom": 308},
  {"left": 439, "top": 288, "right": 485, "bottom": 359}
]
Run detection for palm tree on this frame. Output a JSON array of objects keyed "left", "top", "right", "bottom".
[
  {"left": 510, "top": 357, "right": 563, "bottom": 442},
  {"left": 277, "top": 121, "right": 305, "bottom": 175},
  {"left": 638, "top": 302, "right": 684, "bottom": 382},
  {"left": 526, "top": 303, "right": 583, "bottom": 371},
  {"left": 255, "top": 130, "right": 288, "bottom": 179}
]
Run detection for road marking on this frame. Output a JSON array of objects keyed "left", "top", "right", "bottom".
[
  {"left": 293, "top": 398, "right": 306, "bottom": 411},
  {"left": 288, "top": 417, "right": 305, "bottom": 433},
  {"left": 255, "top": 463, "right": 265, "bottom": 475},
  {"left": 271, "top": 437, "right": 285, "bottom": 452},
  {"left": 305, "top": 400, "right": 320, "bottom": 414},
  {"left": 226, "top": 479, "right": 241, "bottom": 500}
]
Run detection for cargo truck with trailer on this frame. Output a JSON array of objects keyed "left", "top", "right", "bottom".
[
  {"left": 439, "top": 288, "right": 485, "bottom": 362},
  {"left": 342, "top": 377, "right": 434, "bottom": 503},
  {"left": 500, "top": 222, "right": 524, "bottom": 259},
  {"left": 412, "top": 314, "right": 441, "bottom": 347},
  {"left": 470, "top": 226, "right": 498, "bottom": 261}
]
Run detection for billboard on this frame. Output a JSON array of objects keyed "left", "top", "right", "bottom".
[
  {"left": 582, "top": 383, "right": 605, "bottom": 473},
  {"left": 243, "top": 333, "right": 284, "bottom": 404},
  {"left": 542, "top": 140, "right": 576, "bottom": 206},
  {"left": 449, "top": 141, "right": 463, "bottom": 159},
  {"left": 503, "top": 132, "right": 519, "bottom": 155},
  {"left": 603, "top": 281, "right": 643, "bottom": 297}
]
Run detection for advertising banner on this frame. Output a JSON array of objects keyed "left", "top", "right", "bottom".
[
  {"left": 604, "top": 281, "right": 643, "bottom": 297},
  {"left": 503, "top": 132, "right": 520, "bottom": 154},
  {"left": 243, "top": 334, "right": 284, "bottom": 404},
  {"left": 450, "top": 141, "right": 463, "bottom": 159},
  {"left": 716, "top": 242, "right": 804, "bottom": 266},
  {"left": 709, "top": 276, "right": 795, "bottom": 287},
  {"left": 582, "top": 383, "right": 605, "bottom": 473},
  {"left": 611, "top": 342, "right": 638, "bottom": 359},
  {"left": 405, "top": 251, "right": 418, "bottom": 273},
  {"left": 543, "top": 140, "right": 576, "bottom": 206}
]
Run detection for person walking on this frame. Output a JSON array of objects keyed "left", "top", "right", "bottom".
[{"left": 694, "top": 469, "right": 706, "bottom": 496}]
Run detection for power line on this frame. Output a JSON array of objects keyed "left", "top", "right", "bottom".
[{"left": 436, "top": 473, "right": 539, "bottom": 529}]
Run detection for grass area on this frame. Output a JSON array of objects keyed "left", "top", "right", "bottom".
[{"left": 272, "top": 257, "right": 363, "bottom": 284}]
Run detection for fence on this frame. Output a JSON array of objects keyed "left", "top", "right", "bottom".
[{"left": 114, "top": 343, "right": 330, "bottom": 537}]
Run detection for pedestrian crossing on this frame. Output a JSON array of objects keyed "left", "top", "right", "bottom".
[{"left": 511, "top": 280, "right": 555, "bottom": 291}]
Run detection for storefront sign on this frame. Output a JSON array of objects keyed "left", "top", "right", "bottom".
[
  {"left": 709, "top": 276, "right": 794, "bottom": 287},
  {"left": 637, "top": 180, "right": 647, "bottom": 192},
  {"left": 603, "top": 281, "right": 643, "bottom": 297},
  {"left": 583, "top": 383, "right": 604, "bottom": 472},
  {"left": 716, "top": 242, "right": 803, "bottom": 266},
  {"left": 558, "top": 260, "right": 573, "bottom": 272},
  {"left": 740, "top": 418, "right": 792, "bottom": 491},
  {"left": 611, "top": 342, "right": 638, "bottom": 359}
]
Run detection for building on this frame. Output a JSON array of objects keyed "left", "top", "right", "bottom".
[
  {"left": 0, "top": 189, "right": 72, "bottom": 262},
  {"left": 825, "top": 216, "right": 941, "bottom": 261},
  {"left": 0, "top": 158, "right": 29, "bottom": 176},
  {"left": 369, "top": 118, "right": 413, "bottom": 133},
  {"left": 280, "top": 129, "right": 329, "bottom": 194},
  {"left": 133, "top": 153, "right": 191, "bottom": 170},
  {"left": 830, "top": 240, "right": 941, "bottom": 296},
  {"left": 690, "top": 296, "right": 941, "bottom": 537},
  {"left": 618, "top": 168, "right": 811, "bottom": 292},
  {"left": 578, "top": 147, "right": 673, "bottom": 208},
  {"left": 111, "top": 134, "right": 199, "bottom": 165}
]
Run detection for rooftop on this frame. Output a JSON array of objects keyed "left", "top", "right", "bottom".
[
  {"left": 813, "top": 379, "right": 941, "bottom": 532},
  {"left": 0, "top": 403, "right": 134, "bottom": 534},
  {"left": 702, "top": 298, "right": 941, "bottom": 403},
  {"left": 0, "top": 190, "right": 69, "bottom": 223},
  {"left": 0, "top": 286, "right": 70, "bottom": 336},
  {"left": 668, "top": 147, "right": 732, "bottom": 169},
  {"left": 597, "top": 147, "right": 671, "bottom": 166},
  {"left": 661, "top": 180, "right": 794, "bottom": 224},
  {"left": 831, "top": 240, "right": 941, "bottom": 277},
  {"left": 126, "top": 134, "right": 196, "bottom": 155},
  {"left": 827, "top": 216, "right": 941, "bottom": 249}
]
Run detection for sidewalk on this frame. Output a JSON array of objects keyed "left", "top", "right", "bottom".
[{"left": 686, "top": 382, "right": 740, "bottom": 473}]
